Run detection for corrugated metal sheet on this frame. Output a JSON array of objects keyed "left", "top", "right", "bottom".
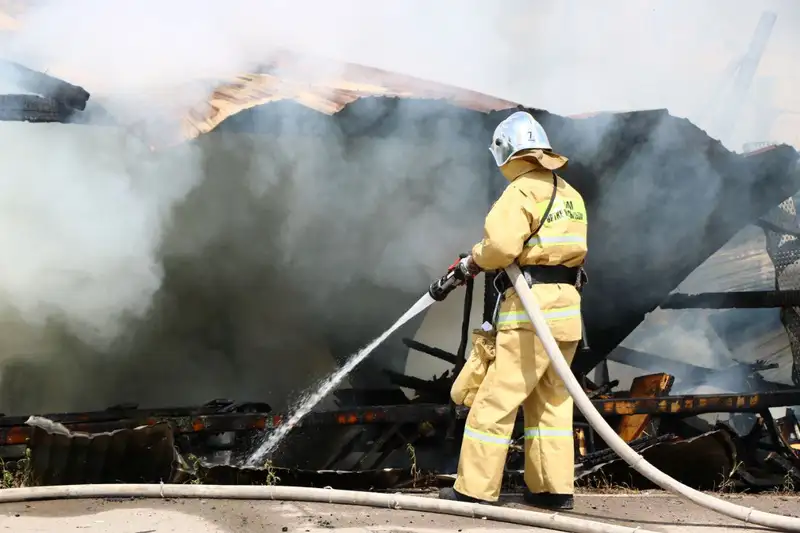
[{"left": 25, "top": 416, "right": 179, "bottom": 485}]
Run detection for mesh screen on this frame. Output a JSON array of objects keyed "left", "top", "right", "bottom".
[{"left": 760, "top": 196, "right": 800, "bottom": 386}]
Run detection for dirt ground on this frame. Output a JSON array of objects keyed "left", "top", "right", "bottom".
[{"left": 1, "top": 491, "right": 799, "bottom": 532}]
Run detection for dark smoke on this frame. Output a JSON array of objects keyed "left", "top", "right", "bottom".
[{"left": 0, "top": 100, "right": 491, "bottom": 414}]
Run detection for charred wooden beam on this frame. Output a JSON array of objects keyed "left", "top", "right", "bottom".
[
  {"left": 587, "top": 379, "right": 619, "bottom": 399},
  {"left": 352, "top": 422, "right": 402, "bottom": 470},
  {"left": 661, "top": 290, "right": 800, "bottom": 309},
  {"left": 0, "top": 60, "right": 90, "bottom": 110},
  {"left": 577, "top": 433, "right": 676, "bottom": 467},
  {"left": 0, "top": 399, "right": 270, "bottom": 427},
  {"left": 608, "top": 346, "right": 788, "bottom": 390},
  {"left": 383, "top": 369, "right": 449, "bottom": 393},
  {"left": 402, "top": 338, "right": 459, "bottom": 365},
  {"left": 0, "top": 94, "right": 74, "bottom": 122}
]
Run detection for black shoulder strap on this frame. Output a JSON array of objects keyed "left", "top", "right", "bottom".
[{"left": 528, "top": 171, "right": 558, "bottom": 240}]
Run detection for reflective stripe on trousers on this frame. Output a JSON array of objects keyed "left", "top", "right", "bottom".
[
  {"left": 463, "top": 425, "right": 512, "bottom": 447},
  {"left": 497, "top": 306, "right": 580, "bottom": 328},
  {"left": 524, "top": 427, "right": 573, "bottom": 439}
]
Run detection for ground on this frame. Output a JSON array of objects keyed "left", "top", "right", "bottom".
[{"left": 1, "top": 491, "right": 799, "bottom": 532}]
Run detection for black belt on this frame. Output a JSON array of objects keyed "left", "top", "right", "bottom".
[{"left": 495, "top": 265, "right": 584, "bottom": 294}]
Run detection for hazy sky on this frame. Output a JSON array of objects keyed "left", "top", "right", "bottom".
[{"left": 308, "top": 0, "right": 799, "bottom": 149}]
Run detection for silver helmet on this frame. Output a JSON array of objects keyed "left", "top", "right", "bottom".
[{"left": 489, "top": 111, "right": 552, "bottom": 167}]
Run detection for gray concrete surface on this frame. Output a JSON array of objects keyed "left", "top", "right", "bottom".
[{"left": 0, "top": 491, "right": 798, "bottom": 532}]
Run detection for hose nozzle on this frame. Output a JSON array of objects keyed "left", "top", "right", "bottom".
[{"left": 428, "top": 270, "right": 463, "bottom": 301}]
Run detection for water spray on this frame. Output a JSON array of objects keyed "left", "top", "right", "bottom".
[
  {"left": 245, "top": 292, "right": 436, "bottom": 465},
  {"left": 246, "top": 255, "right": 472, "bottom": 464}
]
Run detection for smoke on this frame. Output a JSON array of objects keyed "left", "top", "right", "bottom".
[
  {"left": 615, "top": 223, "right": 795, "bottom": 396},
  {"left": 0, "top": 0, "right": 797, "bottom": 414}
]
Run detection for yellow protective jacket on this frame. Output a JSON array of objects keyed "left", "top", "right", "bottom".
[{"left": 471, "top": 152, "right": 588, "bottom": 341}]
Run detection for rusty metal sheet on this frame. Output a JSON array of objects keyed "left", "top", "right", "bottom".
[
  {"left": 662, "top": 290, "right": 800, "bottom": 309},
  {"left": 25, "top": 416, "right": 179, "bottom": 485},
  {"left": 596, "top": 390, "right": 800, "bottom": 417}
]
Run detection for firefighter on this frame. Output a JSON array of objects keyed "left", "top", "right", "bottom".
[{"left": 439, "top": 111, "right": 588, "bottom": 510}]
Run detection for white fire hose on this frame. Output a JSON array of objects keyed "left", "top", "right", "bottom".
[
  {"left": 504, "top": 262, "right": 800, "bottom": 532},
  {"left": 0, "top": 483, "right": 654, "bottom": 533}
]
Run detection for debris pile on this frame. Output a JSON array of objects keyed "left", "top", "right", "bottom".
[{"left": 0, "top": 370, "right": 799, "bottom": 493}]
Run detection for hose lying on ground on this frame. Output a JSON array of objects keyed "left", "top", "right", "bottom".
[
  {"left": 504, "top": 263, "right": 800, "bottom": 533},
  {"left": 0, "top": 483, "right": 656, "bottom": 533}
]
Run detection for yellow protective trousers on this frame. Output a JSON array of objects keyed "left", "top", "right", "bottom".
[{"left": 453, "top": 329, "right": 578, "bottom": 502}]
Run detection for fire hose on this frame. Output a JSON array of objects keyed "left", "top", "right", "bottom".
[
  {"left": 0, "top": 483, "right": 653, "bottom": 533},
  {"left": 503, "top": 262, "right": 800, "bottom": 533}
]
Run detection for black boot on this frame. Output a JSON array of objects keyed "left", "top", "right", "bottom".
[
  {"left": 523, "top": 490, "right": 574, "bottom": 510},
  {"left": 438, "top": 487, "right": 490, "bottom": 504}
]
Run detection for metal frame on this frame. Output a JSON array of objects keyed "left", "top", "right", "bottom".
[{"left": 4, "top": 390, "right": 800, "bottom": 448}]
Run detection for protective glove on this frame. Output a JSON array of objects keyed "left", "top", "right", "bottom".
[{"left": 449, "top": 254, "right": 481, "bottom": 281}]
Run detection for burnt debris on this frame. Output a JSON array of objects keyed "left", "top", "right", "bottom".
[
  {"left": 0, "top": 60, "right": 90, "bottom": 123},
  {"left": 1, "top": 383, "right": 799, "bottom": 491}
]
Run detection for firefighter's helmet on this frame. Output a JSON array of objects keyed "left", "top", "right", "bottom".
[{"left": 489, "top": 111, "right": 552, "bottom": 167}]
